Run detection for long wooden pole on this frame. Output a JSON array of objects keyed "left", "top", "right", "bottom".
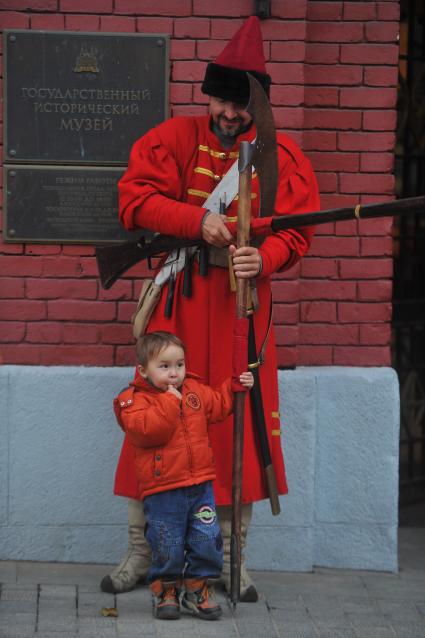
[{"left": 230, "top": 142, "right": 253, "bottom": 608}]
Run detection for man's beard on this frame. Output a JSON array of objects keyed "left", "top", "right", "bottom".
[{"left": 217, "top": 115, "right": 245, "bottom": 137}]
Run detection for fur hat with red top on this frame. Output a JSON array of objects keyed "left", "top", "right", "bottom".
[{"left": 201, "top": 16, "right": 271, "bottom": 105}]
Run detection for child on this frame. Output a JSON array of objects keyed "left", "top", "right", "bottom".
[{"left": 113, "top": 331, "right": 253, "bottom": 621}]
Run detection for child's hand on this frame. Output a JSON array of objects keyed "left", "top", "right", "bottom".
[
  {"left": 167, "top": 385, "right": 182, "bottom": 400},
  {"left": 239, "top": 371, "right": 254, "bottom": 389}
]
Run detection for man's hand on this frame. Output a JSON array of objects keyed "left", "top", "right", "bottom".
[
  {"left": 239, "top": 371, "right": 254, "bottom": 389},
  {"left": 229, "top": 244, "right": 262, "bottom": 278},
  {"left": 201, "top": 212, "right": 233, "bottom": 247}
]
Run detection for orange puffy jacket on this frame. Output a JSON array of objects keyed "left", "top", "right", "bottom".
[{"left": 113, "top": 373, "right": 233, "bottom": 500}]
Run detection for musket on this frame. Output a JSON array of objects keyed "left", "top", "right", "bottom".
[{"left": 95, "top": 195, "right": 425, "bottom": 290}]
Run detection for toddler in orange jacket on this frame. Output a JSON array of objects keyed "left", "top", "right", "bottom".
[{"left": 114, "top": 331, "right": 253, "bottom": 621}]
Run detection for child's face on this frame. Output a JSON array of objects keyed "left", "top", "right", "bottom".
[{"left": 138, "top": 344, "right": 186, "bottom": 392}]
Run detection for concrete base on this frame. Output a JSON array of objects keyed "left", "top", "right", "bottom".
[{"left": 0, "top": 366, "right": 399, "bottom": 571}]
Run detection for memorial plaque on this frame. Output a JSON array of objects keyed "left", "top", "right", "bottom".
[
  {"left": 4, "top": 30, "right": 169, "bottom": 164},
  {"left": 4, "top": 166, "right": 138, "bottom": 243}
]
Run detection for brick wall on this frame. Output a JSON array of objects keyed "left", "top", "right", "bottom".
[{"left": 0, "top": 0, "right": 400, "bottom": 368}]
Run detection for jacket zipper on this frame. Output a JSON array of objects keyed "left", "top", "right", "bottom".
[{"left": 180, "top": 402, "right": 193, "bottom": 474}]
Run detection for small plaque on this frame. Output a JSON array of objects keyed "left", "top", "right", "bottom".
[
  {"left": 4, "top": 166, "right": 137, "bottom": 243},
  {"left": 4, "top": 30, "right": 169, "bottom": 164}
]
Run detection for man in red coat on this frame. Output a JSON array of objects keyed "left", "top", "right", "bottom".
[{"left": 102, "top": 16, "right": 320, "bottom": 601}]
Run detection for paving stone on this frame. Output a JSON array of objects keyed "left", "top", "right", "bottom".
[
  {"left": 352, "top": 627, "right": 397, "bottom": 638},
  {"left": 0, "top": 626, "right": 35, "bottom": 638},
  {"left": 0, "top": 588, "right": 37, "bottom": 602}
]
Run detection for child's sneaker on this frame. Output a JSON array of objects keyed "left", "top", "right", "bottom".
[
  {"left": 150, "top": 580, "right": 181, "bottom": 620},
  {"left": 182, "top": 578, "right": 222, "bottom": 620}
]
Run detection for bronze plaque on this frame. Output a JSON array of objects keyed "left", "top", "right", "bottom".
[
  {"left": 4, "top": 166, "right": 138, "bottom": 243},
  {"left": 4, "top": 30, "right": 169, "bottom": 164}
]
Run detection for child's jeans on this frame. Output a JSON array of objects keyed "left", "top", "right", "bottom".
[{"left": 143, "top": 481, "right": 223, "bottom": 583}]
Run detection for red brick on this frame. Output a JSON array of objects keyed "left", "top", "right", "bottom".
[
  {"left": 358, "top": 216, "right": 393, "bottom": 235},
  {"left": 272, "top": 303, "right": 299, "bottom": 325},
  {"left": 172, "top": 105, "right": 208, "bottom": 118},
  {"left": 304, "top": 87, "right": 339, "bottom": 107},
  {"left": 300, "top": 323, "right": 358, "bottom": 344},
  {"left": 271, "top": 280, "right": 299, "bottom": 303},
  {"left": 338, "top": 132, "right": 395, "bottom": 152},
  {"left": 42, "top": 257, "right": 83, "bottom": 277},
  {"left": 100, "top": 16, "right": 136, "bottom": 31},
  {"left": 48, "top": 300, "right": 116, "bottom": 321},
  {"left": 78, "top": 257, "right": 99, "bottom": 277},
  {"left": 319, "top": 194, "right": 358, "bottom": 209},
  {"left": 364, "top": 66, "right": 398, "bottom": 87},
  {"left": 1, "top": 243, "right": 24, "bottom": 255},
  {"left": 117, "top": 301, "right": 136, "bottom": 322},
  {"left": 100, "top": 324, "right": 133, "bottom": 344},
  {"left": 360, "top": 323, "right": 391, "bottom": 345},
  {"left": 0, "top": 12, "right": 30, "bottom": 28},
  {"left": 261, "top": 20, "right": 306, "bottom": 41},
  {"left": 272, "top": 263, "right": 301, "bottom": 280},
  {"left": 39, "top": 345, "right": 114, "bottom": 366},
  {"left": 26, "top": 323, "right": 62, "bottom": 344},
  {"left": 0, "top": 278, "right": 24, "bottom": 298},
  {"left": 359, "top": 194, "right": 393, "bottom": 205},
  {"left": 314, "top": 223, "right": 335, "bottom": 236},
  {"left": 360, "top": 153, "right": 394, "bottom": 173},
  {"left": 305, "top": 43, "right": 339, "bottom": 64},
  {"left": 340, "top": 172, "right": 394, "bottom": 195},
  {"left": 62, "top": 324, "right": 99, "bottom": 344},
  {"left": 342, "top": 42, "right": 397, "bottom": 65},
  {"left": 377, "top": 2, "right": 400, "bottom": 21},
  {"left": 193, "top": 84, "right": 210, "bottom": 104},
  {"left": 174, "top": 17, "right": 210, "bottom": 38},
  {"left": 361, "top": 236, "right": 393, "bottom": 257},
  {"left": 271, "top": 42, "right": 306, "bottom": 62},
  {"left": 64, "top": 15, "right": 100, "bottom": 30},
  {"left": 303, "top": 131, "right": 337, "bottom": 151},
  {"left": 0, "top": 322, "right": 25, "bottom": 342},
  {"left": 272, "top": 0, "right": 307, "bottom": 19},
  {"left": 0, "top": 300, "right": 46, "bottom": 321},
  {"left": 194, "top": 0, "right": 251, "bottom": 16},
  {"left": 358, "top": 280, "right": 392, "bottom": 302},
  {"left": 115, "top": 0, "right": 191, "bottom": 15},
  {"left": 300, "top": 301, "right": 337, "bottom": 322},
  {"left": 61, "top": 0, "right": 112, "bottom": 11},
  {"left": 1, "top": 256, "right": 43, "bottom": 277},
  {"left": 343, "top": 2, "right": 376, "bottom": 20},
  {"left": 270, "top": 85, "right": 305, "bottom": 107},
  {"left": 98, "top": 280, "right": 132, "bottom": 300},
  {"left": 273, "top": 107, "right": 304, "bottom": 130},
  {"left": 297, "top": 345, "right": 332, "bottom": 365},
  {"left": 307, "top": 2, "right": 343, "bottom": 20},
  {"left": 309, "top": 236, "right": 359, "bottom": 257},
  {"left": 196, "top": 39, "right": 224, "bottom": 60},
  {"left": 300, "top": 280, "right": 356, "bottom": 300},
  {"left": 366, "top": 21, "right": 399, "bottom": 43},
  {"left": 276, "top": 346, "right": 299, "bottom": 368},
  {"left": 274, "top": 325, "right": 299, "bottom": 346},
  {"left": 115, "top": 346, "right": 138, "bottom": 366},
  {"left": 301, "top": 257, "right": 338, "bottom": 278},
  {"left": 339, "top": 258, "right": 393, "bottom": 279},
  {"left": 136, "top": 17, "right": 173, "bottom": 34},
  {"left": 210, "top": 18, "right": 244, "bottom": 39},
  {"left": 338, "top": 302, "right": 392, "bottom": 322},
  {"left": 317, "top": 172, "right": 337, "bottom": 193},
  {"left": 267, "top": 63, "right": 304, "bottom": 84},
  {"left": 30, "top": 15, "right": 65, "bottom": 29},
  {"left": 305, "top": 64, "right": 362, "bottom": 86},
  {"left": 333, "top": 346, "right": 391, "bottom": 366},
  {"left": 26, "top": 279, "right": 97, "bottom": 300},
  {"left": 172, "top": 60, "right": 207, "bottom": 82},
  {"left": 25, "top": 245, "right": 61, "bottom": 256},
  {"left": 170, "top": 39, "right": 196, "bottom": 60},
  {"left": 308, "top": 151, "right": 359, "bottom": 172},
  {"left": 340, "top": 88, "right": 397, "bottom": 109},
  {"left": 304, "top": 109, "right": 361, "bottom": 130},
  {"left": 0, "top": 0, "right": 56, "bottom": 7},
  {"left": 0, "top": 345, "right": 42, "bottom": 365},
  {"left": 363, "top": 110, "right": 397, "bottom": 131},
  {"left": 62, "top": 246, "right": 95, "bottom": 256},
  {"left": 307, "top": 22, "right": 363, "bottom": 43},
  {"left": 335, "top": 219, "right": 357, "bottom": 236}
]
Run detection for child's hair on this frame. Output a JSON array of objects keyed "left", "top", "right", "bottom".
[{"left": 136, "top": 331, "right": 186, "bottom": 367}]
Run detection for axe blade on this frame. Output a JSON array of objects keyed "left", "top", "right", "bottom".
[{"left": 246, "top": 73, "right": 278, "bottom": 218}]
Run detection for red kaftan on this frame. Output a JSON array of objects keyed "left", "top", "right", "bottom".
[{"left": 114, "top": 115, "right": 320, "bottom": 505}]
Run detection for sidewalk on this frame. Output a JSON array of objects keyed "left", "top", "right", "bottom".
[{"left": 0, "top": 527, "right": 424, "bottom": 638}]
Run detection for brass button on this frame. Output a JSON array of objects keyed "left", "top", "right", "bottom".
[
  {"left": 214, "top": 174, "right": 221, "bottom": 181},
  {"left": 219, "top": 152, "right": 226, "bottom": 159}
]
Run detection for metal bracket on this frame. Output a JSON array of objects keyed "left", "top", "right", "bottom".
[{"left": 254, "top": 0, "right": 270, "bottom": 19}]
